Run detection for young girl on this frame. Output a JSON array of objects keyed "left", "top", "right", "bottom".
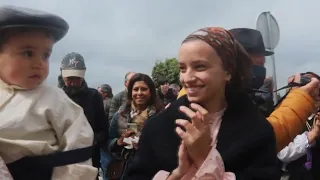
[
  {"left": 128, "top": 27, "right": 279, "bottom": 180},
  {"left": 0, "top": 5, "right": 97, "bottom": 180}
]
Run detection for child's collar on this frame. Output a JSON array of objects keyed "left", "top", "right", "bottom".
[{"left": 0, "top": 78, "right": 25, "bottom": 90}]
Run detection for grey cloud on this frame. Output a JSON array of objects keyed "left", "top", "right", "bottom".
[{"left": 2, "top": 0, "right": 320, "bottom": 93}]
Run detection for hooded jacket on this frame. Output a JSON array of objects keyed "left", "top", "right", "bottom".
[{"left": 61, "top": 81, "right": 108, "bottom": 149}]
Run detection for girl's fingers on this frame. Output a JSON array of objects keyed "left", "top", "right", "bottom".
[
  {"left": 190, "top": 103, "right": 208, "bottom": 115},
  {"left": 176, "top": 119, "right": 196, "bottom": 134},
  {"left": 192, "top": 111, "right": 203, "bottom": 129},
  {"left": 179, "top": 106, "right": 196, "bottom": 119}
]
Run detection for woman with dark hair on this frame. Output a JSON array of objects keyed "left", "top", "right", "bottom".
[
  {"left": 107, "top": 73, "right": 162, "bottom": 180},
  {"left": 127, "top": 27, "right": 278, "bottom": 180}
]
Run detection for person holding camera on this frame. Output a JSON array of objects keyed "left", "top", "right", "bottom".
[
  {"left": 177, "top": 28, "right": 320, "bottom": 152},
  {"left": 277, "top": 72, "right": 320, "bottom": 180}
]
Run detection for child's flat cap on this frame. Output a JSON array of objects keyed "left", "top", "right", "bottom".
[{"left": 0, "top": 5, "right": 69, "bottom": 42}]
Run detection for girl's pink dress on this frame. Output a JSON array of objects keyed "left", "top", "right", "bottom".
[
  {"left": 153, "top": 109, "right": 236, "bottom": 180},
  {"left": 0, "top": 156, "right": 13, "bottom": 180}
]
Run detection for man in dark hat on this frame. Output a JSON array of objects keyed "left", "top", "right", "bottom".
[
  {"left": 229, "top": 28, "right": 273, "bottom": 90},
  {"left": 229, "top": 28, "right": 274, "bottom": 116},
  {"left": 60, "top": 52, "right": 109, "bottom": 180}
]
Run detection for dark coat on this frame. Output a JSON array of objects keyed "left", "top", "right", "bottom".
[
  {"left": 127, "top": 94, "right": 279, "bottom": 180},
  {"left": 62, "top": 83, "right": 108, "bottom": 169},
  {"left": 62, "top": 83, "right": 108, "bottom": 148}
]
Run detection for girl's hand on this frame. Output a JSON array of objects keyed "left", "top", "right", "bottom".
[
  {"left": 168, "top": 142, "right": 191, "bottom": 180},
  {"left": 175, "top": 103, "right": 212, "bottom": 169}
]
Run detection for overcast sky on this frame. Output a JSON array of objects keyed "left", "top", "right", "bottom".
[{"left": 1, "top": 0, "right": 319, "bottom": 94}]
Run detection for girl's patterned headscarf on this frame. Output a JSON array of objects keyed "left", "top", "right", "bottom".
[{"left": 182, "top": 27, "right": 253, "bottom": 95}]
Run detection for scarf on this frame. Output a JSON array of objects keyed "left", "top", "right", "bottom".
[
  {"left": 183, "top": 27, "right": 252, "bottom": 94},
  {"left": 117, "top": 102, "right": 157, "bottom": 135},
  {"left": 130, "top": 101, "right": 156, "bottom": 133}
]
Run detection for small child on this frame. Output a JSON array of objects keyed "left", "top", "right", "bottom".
[{"left": 0, "top": 5, "right": 97, "bottom": 180}]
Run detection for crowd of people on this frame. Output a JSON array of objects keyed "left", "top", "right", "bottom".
[{"left": 0, "top": 5, "right": 320, "bottom": 180}]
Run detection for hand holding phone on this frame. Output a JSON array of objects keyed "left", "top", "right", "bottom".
[{"left": 127, "top": 123, "right": 138, "bottom": 134}]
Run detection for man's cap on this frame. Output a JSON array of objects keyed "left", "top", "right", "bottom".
[
  {"left": 61, "top": 52, "right": 86, "bottom": 78},
  {"left": 229, "top": 28, "right": 274, "bottom": 56},
  {"left": 0, "top": 5, "right": 69, "bottom": 42},
  {"left": 99, "top": 84, "right": 113, "bottom": 95}
]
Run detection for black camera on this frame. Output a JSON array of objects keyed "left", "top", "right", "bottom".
[
  {"left": 288, "top": 75, "right": 311, "bottom": 87},
  {"left": 300, "top": 76, "right": 312, "bottom": 86},
  {"left": 288, "top": 73, "right": 320, "bottom": 96}
]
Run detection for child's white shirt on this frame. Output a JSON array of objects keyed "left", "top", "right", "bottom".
[{"left": 0, "top": 79, "right": 97, "bottom": 180}]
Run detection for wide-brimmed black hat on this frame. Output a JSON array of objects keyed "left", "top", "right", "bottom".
[
  {"left": 0, "top": 5, "right": 69, "bottom": 42},
  {"left": 229, "top": 28, "right": 274, "bottom": 56}
]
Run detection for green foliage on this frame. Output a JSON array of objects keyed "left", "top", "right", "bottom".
[{"left": 151, "top": 58, "right": 179, "bottom": 86}]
